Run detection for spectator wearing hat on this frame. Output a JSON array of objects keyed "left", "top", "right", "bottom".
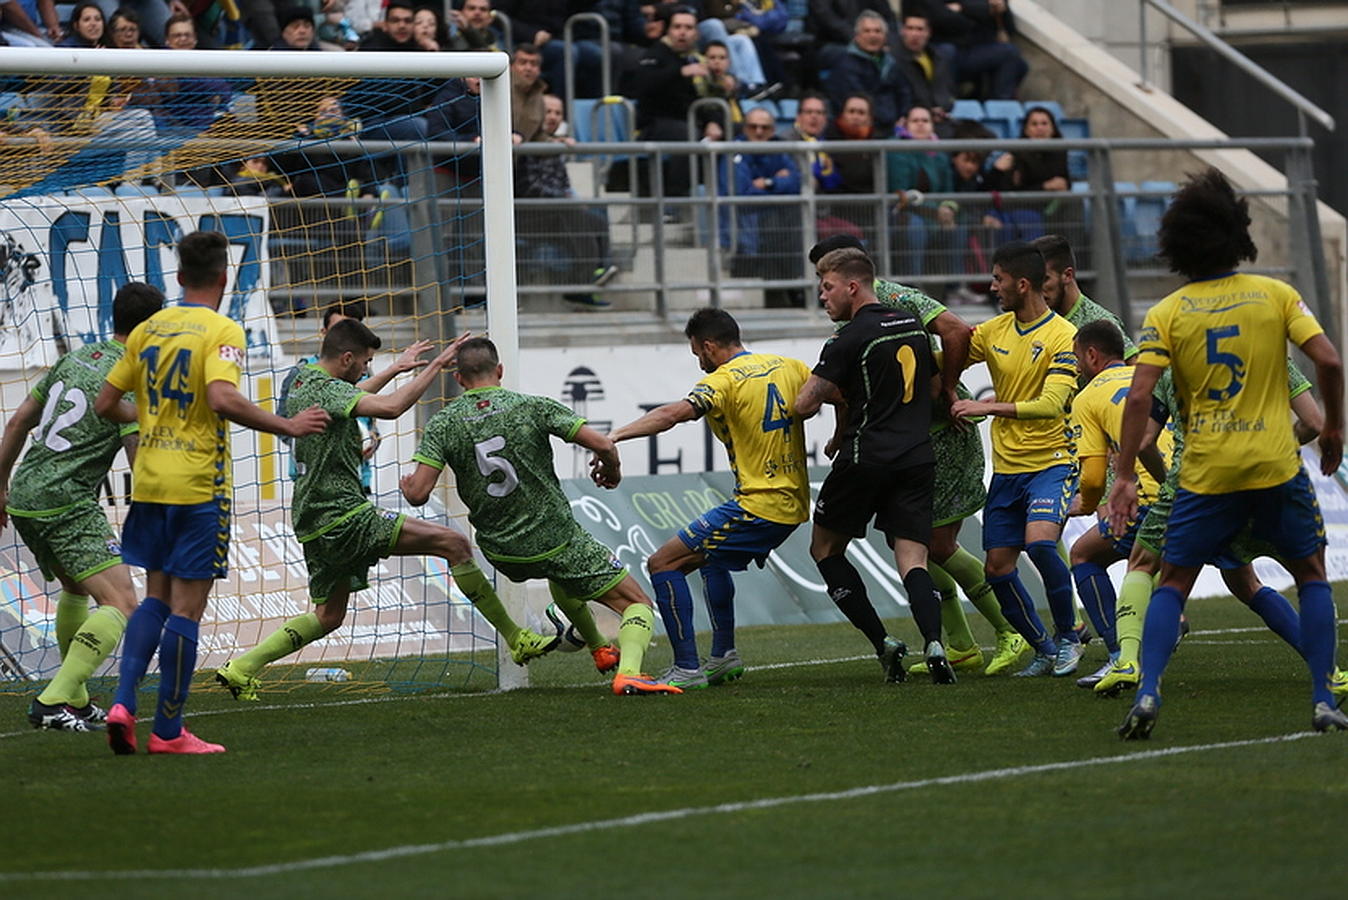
[{"left": 272, "top": 6, "right": 320, "bottom": 50}]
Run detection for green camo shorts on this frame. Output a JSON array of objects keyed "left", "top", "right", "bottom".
[
  {"left": 932, "top": 423, "right": 988, "bottom": 527},
  {"left": 1135, "top": 477, "right": 1175, "bottom": 556},
  {"left": 301, "top": 504, "right": 405, "bottom": 601},
  {"left": 11, "top": 500, "right": 122, "bottom": 583},
  {"left": 487, "top": 526, "right": 628, "bottom": 601}
]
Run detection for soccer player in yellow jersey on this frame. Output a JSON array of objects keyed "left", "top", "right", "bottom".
[
  {"left": 951, "top": 241, "right": 1082, "bottom": 677},
  {"left": 94, "top": 232, "right": 330, "bottom": 755},
  {"left": 1107, "top": 168, "right": 1347, "bottom": 737},
  {"left": 610, "top": 309, "right": 811, "bottom": 689},
  {"left": 1066, "top": 320, "right": 1172, "bottom": 687}
]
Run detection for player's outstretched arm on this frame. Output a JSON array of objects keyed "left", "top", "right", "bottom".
[
  {"left": 206, "top": 381, "right": 331, "bottom": 438},
  {"left": 574, "top": 425, "right": 622, "bottom": 489},
  {"left": 609, "top": 400, "right": 698, "bottom": 442},
  {"left": 355, "top": 337, "right": 468, "bottom": 420},
  {"left": 359, "top": 339, "right": 434, "bottom": 394},
  {"left": 0, "top": 396, "right": 42, "bottom": 530},
  {"left": 400, "top": 463, "right": 442, "bottom": 506},
  {"left": 794, "top": 375, "right": 843, "bottom": 418},
  {"left": 1299, "top": 333, "right": 1344, "bottom": 473},
  {"left": 94, "top": 381, "right": 137, "bottom": 424},
  {"left": 929, "top": 310, "right": 973, "bottom": 406}
]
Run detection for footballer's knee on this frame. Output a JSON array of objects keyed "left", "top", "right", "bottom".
[{"left": 438, "top": 529, "right": 473, "bottom": 564}]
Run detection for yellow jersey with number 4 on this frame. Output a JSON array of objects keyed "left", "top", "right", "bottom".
[
  {"left": 1073, "top": 362, "right": 1174, "bottom": 505},
  {"left": 1135, "top": 273, "right": 1322, "bottom": 494},
  {"left": 106, "top": 302, "right": 245, "bottom": 505},
  {"left": 967, "top": 309, "right": 1078, "bottom": 474},
  {"left": 685, "top": 351, "right": 811, "bottom": 525}
]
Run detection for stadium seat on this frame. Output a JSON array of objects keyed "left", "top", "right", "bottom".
[
  {"left": 776, "top": 98, "right": 799, "bottom": 125},
  {"left": 115, "top": 183, "right": 160, "bottom": 198},
  {"left": 1130, "top": 181, "right": 1176, "bottom": 263},
  {"left": 1059, "top": 116, "right": 1091, "bottom": 183},
  {"left": 951, "top": 99, "right": 984, "bottom": 122},
  {"left": 1114, "top": 181, "right": 1141, "bottom": 260},
  {"left": 571, "top": 97, "right": 633, "bottom": 145},
  {"left": 982, "top": 99, "right": 1024, "bottom": 138}
]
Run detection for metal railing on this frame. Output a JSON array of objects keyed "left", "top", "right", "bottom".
[
  {"left": 245, "top": 134, "right": 1331, "bottom": 339},
  {"left": 1139, "top": 0, "right": 1334, "bottom": 135}
]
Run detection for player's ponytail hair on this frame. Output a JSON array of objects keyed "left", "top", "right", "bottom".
[
  {"left": 320, "top": 317, "right": 381, "bottom": 359},
  {"left": 1158, "top": 167, "right": 1257, "bottom": 281}
]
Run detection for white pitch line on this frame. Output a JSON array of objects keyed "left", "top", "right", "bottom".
[{"left": 0, "top": 729, "right": 1326, "bottom": 883}]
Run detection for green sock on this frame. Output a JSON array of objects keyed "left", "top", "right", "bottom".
[
  {"left": 235, "top": 612, "right": 327, "bottom": 677},
  {"left": 930, "top": 563, "right": 976, "bottom": 651},
  {"left": 55, "top": 591, "right": 90, "bottom": 659},
  {"left": 548, "top": 583, "right": 606, "bottom": 650},
  {"left": 452, "top": 561, "right": 519, "bottom": 645},
  {"left": 616, "top": 603, "right": 654, "bottom": 676},
  {"left": 1116, "top": 570, "right": 1153, "bottom": 666},
  {"left": 942, "top": 546, "right": 1012, "bottom": 634},
  {"left": 37, "top": 605, "right": 126, "bottom": 707}
]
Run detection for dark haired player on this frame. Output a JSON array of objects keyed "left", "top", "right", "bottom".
[
  {"left": 1107, "top": 168, "right": 1347, "bottom": 736},
  {"left": 951, "top": 240, "right": 1082, "bottom": 678},
  {"left": 0, "top": 283, "right": 163, "bottom": 731}
]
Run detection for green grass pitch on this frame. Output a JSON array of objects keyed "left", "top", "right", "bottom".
[{"left": 2, "top": 590, "right": 1345, "bottom": 899}]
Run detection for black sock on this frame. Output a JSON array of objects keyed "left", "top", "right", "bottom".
[
  {"left": 902, "top": 566, "right": 942, "bottom": 647},
  {"left": 817, "top": 554, "right": 887, "bottom": 654}
]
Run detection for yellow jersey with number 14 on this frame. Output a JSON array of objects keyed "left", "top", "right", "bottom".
[
  {"left": 685, "top": 351, "right": 812, "bottom": 525},
  {"left": 106, "top": 302, "right": 245, "bottom": 505},
  {"left": 1135, "top": 272, "right": 1323, "bottom": 494},
  {"left": 967, "top": 308, "right": 1078, "bottom": 474}
]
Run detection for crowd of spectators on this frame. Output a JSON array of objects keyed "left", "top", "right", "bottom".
[{"left": 0, "top": 0, "right": 1052, "bottom": 304}]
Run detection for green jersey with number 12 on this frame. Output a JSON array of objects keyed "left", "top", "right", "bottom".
[
  {"left": 413, "top": 387, "right": 585, "bottom": 562},
  {"left": 8, "top": 341, "right": 136, "bottom": 516}
]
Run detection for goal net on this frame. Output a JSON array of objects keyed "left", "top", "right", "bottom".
[{"left": 0, "top": 48, "right": 524, "bottom": 697}]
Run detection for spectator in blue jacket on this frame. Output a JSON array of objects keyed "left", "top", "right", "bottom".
[
  {"left": 824, "top": 10, "right": 910, "bottom": 135},
  {"left": 720, "top": 107, "right": 802, "bottom": 284}
]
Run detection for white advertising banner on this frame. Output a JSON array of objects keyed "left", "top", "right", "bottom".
[{"left": 0, "top": 192, "right": 279, "bottom": 368}]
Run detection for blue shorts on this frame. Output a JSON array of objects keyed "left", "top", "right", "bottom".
[
  {"left": 678, "top": 500, "right": 798, "bottom": 571},
  {"left": 1163, "top": 468, "right": 1326, "bottom": 568},
  {"left": 1096, "top": 504, "right": 1150, "bottom": 557},
  {"left": 983, "top": 465, "right": 1077, "bottom": 551},
  {"left": 122, "top": 499, "right": 230, "bottom": 580}
]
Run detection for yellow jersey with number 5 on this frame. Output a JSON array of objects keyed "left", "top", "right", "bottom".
[
  {"left": 685, "top": 351, "right": 811, "bottom": 525},
  {"left": 106, "top": 302, "right": 245, "bottom": 505},
  {"left": 1135, "top": 273, "right": 1322, "bottom": 494}
]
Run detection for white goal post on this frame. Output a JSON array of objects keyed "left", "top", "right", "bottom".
[{"left": 0, "top": 47, "right": 528, "bottom": 689}]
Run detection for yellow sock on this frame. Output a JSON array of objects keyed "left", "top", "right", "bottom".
[
  {"left": 617, "top": 604, "right": 654, "bottom": 676},
  {"left": 1116, "top": 570, "right": 1154, "bottom": 666}
]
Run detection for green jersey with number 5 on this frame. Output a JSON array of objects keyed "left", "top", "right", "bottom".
[
  {"left": 413, "top": 387, "right": 585, "bottom": 561},
  {"left": 8, "top": 340, "right": 136, "bottom": 516}
]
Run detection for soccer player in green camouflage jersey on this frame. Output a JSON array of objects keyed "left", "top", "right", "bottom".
[
  {"left": 400, "top": 337, "right": 680, "bottom": 696},
  {"left": 216, "top": 322, "right": 557, "bottom": 700},
  {"left": 0, "top": 283, "right": 163, "bottom": 731},
  {"left": 1035, "top": 234, "right": 1137, "bottom": 365},
  {"left": 809, "top": 237, "right": 1026, "bottom": 675},
  {"left": 1096, "top": 358, "right": 1347, "bottom": 698}
]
